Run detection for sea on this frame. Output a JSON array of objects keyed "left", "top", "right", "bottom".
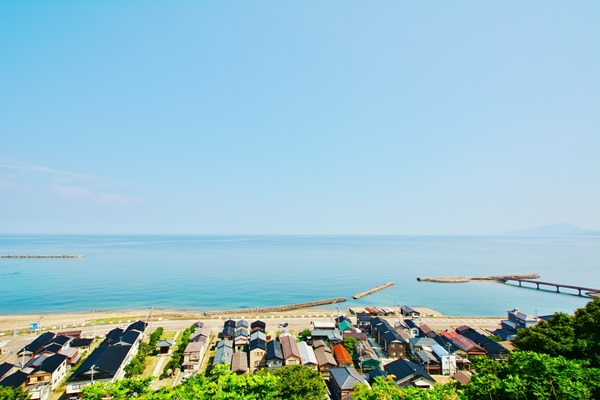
[{"left": 0, "top": 235, "right": 598, "bottom": 317}]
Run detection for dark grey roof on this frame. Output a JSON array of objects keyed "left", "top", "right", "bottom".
[
  {"left": 365, "top": 368, "right": 388, "bottom": 383},
  {"left": 117, "top": 330, "right": 141, "bottom": 346},
  {"left": 330, "top": 366, "right": 365, "bottom": 390},
  {"left": 384, "top": 358, "right": 433, "bottom": 383},
  {"left": 125, "top": 320, "right": 147, "bottom": 333},
  {"left": 382, "top": 329, "right": 407, "bottom": 343},
  {"left": 19, "top": 332, "right": 56, "bottom": 355},
  {"left": 433, "top": 336, "right": 460, "bottom": 353},
  {"left": 404, "top": 319, "right": 418, "bottom": 329},
  {"left": 33, "top": 354, "right": 68, "bottom": 374},
  {"left": 50, "top": 335, "right": 71, "bottom": 346},
  {"left": 0, "top": 363, "right": 14, "bottom": 379},
  {"left": 224, "top": 319, "right": 236, "bottom": 328},
  {"left": 249, "top": 338, "right": 266, "bottom": 351},
  {"left": 0, "top": 370, "right": 28, "bottom": 388},
  {"left": 251, "top": 320, "right": 266, "bottom": 331},
  {"left": 460, "top": 329, "right": 509, "bottom": 357},
  {"left": 44, "top": 343, "right": 63, "bottom": 354},
  {"left": 70, "top": 338, "right": 93, "bottom": 348},
  {"left": 70, "top": 345, "right": 132, "bottom": 382},
  {"left": 266, "top": 340, "right": 283, "bottom": 360}
]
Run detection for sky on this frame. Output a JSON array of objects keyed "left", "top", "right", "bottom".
[{"left": 1, "top": 1, "right": 599, "bottom": 235}]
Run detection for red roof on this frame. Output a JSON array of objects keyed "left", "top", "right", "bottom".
[{"left": 332, "top": 344, "right": 353, "bottom": 365}]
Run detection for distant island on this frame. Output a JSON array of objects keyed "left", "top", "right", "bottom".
[{"left": 500, "top": 223, "right": 600, "bottom": 237}]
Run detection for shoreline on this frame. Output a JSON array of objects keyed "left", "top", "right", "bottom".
[{"left": 0, "top": 306, "right": 507, "bottom": 335}]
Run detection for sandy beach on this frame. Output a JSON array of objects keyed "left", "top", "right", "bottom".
[{"left": 0, "top": 306, "right": 503, "bottom": 337}]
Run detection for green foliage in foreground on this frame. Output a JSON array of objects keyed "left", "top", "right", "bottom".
[
  {"left": 464, "top": 351, "right": 600, "bottom": 400},
  {"left": 514, "top": 297, "right": 600, "bottom": 367},
  {"left": 353, "top": 376, "right": 462, "bottom": 400},
  {"left": 0, "top": 386, "right": 30, "bottom": 400},
  {"left": 80, "top": 364, "right": 326, "bottom": 400}
]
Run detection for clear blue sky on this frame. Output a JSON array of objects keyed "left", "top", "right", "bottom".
[{"left": 1, "top": 1, "right": 599, "bottom": 234}]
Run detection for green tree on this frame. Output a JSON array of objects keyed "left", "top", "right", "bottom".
[
  {"left": 463, "top": 351, "right": 600, "bottom": 400},
  {"left": 272, "top": 364, "right": 327, "bottom": 400},
  {"left": 298, "top": 329, "right": 311, "bottom": 342},
  {"left": 513, "top": 312, "right": 576, "bottom": 358},
  {"left": 342, "top": 336, "right": 358, "bottom": 357},
  {"left": 353, "top": 376, "right": 463, "bottom": 400},
  {"left": 572, "top": 297, "right": 600, "bottom": 367},
  {"left": 0, "top": 387, "right": 30, "bottom": 400}
]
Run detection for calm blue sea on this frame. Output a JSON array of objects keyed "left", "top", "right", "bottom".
[{"left": 0, "top": 235, "right": 598, "bottom": 316}]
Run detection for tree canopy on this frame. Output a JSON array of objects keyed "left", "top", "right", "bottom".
[{"left": 514, "top": 298, "right": 600, "bottom": 367}]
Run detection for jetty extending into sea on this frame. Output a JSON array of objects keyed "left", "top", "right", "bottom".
[
  {"left": 353, "top": 282, "right": 395, "bottom": 299},
  {"left": 202, "top": 297, "right": 348, "bottom": 316},
  {"left": 418, "top": 274, "right": 600, "bottom": 298},
  {"left": 417, "top": 274, "right": 540, "bottom": 283},
  {"left": 0, "top": 254, "right": 83, "bottom": 259}
]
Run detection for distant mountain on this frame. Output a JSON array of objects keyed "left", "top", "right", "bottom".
[{"left": 502, "top": 223, "right": 599, "bottom": 237}]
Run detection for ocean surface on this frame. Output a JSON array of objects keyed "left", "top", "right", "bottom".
[{"left": 0, "top": 235, "right": 598, "bottom": 316}]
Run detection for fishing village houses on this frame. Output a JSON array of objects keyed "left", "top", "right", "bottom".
[{"left": 0, "top": 306, "right": 531, "bottom": 399}]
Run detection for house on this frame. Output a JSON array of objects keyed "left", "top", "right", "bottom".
[
  {"left": 213, "top": 340, "right": 233, "bottom": 366},
  {"left": 384, "top": 358, "right": 435, "bottom": 388},
  {"left": 69, "top": 338, "right": 93, "bottom": 352},
  {"left": 17, "top": 332, "right": 56, "bottom": 360},
  {"left": 248, "top": 339, "right": 267, "bottom": 370},
  {"left": 403, "top": 319, "right": 420, "bottom": 337},
  {"left": 26, "top": 353, "right": 68, "bottom": 390},
  {"left": 67, "top": 345, "right": 134, "bottom": 395},
  {"left": 355, "top": 313, "right": 373, "bottom": 328},
  {"left": 439, "top": 332, "right": 486, "bottom": 357},
  {"left": 182, "top": 339, "right": 207, "bottom": 371},
  {"left": 0, "top": 370, "right": 29, "bottom": 390},
  {"left": 0, "top": 363, "right": 16, "bottom": 381},
  {"left": 431, "top": 344, "right": 457, "bottom": 375},
  {"left": 409, "top": 337, "right": 437, "bottom": 353},
  {"left": 503, "top": 308, "right": 537, "bottom": 332},
  {"left": 66, "top": 320, "right": 146, "bottom": 396},
  {"left": 234, "top": 332, "right": 249, "bottom": 352},
  {"left": 418, "top": 324, "right": 437, "bottom": 339},
  {"left": 332, "top": 344, "right": 353, "bottom": 367},
  {"left": 156, "top": 340, "right": 174, "bottom": 355},
  {"left": 354, "top": 340, "right": 381, "bottom": 371},
  {"left": 400, "top": 306, "right": 421, "bottom": 318},
  {"left": 314, "top": 346, "right": 337, "bottom": 376},
  {"left": 337, "top": 320, "right": 355, "bottom": 333},
  {"left": 250, "top": 330, "right": 266, "bottom": 342},
  {"left": 220, "top": 326, "right": 235, "bottom": 340},
  {"left": 231, "top": 351, "right": 248, "bottom": 374},
  {"left": 297, "top": 341, "right": 318, "bottom": 370},
  {"left": 329, "top": 366, "right": 368, "bottom": 400},
  {"left": 266, "top": 340, "right": 284, "bottom": 370},
  {"left": 57, "top": 330, "right": 82, "bottom": 339},
  {"left": 279, "top": 335, "right": 301, "bottom": 365},
  {"left": 381, "top": 329, "right": 409, "bottom": 358},
  {"left": 251, "top": 320, "right": 266, "bottom": 333},
  {"left": 58, "top": 347, "right": 81, "bottom": 366},
  {"left": 328, "top": 330, "right": 343, "bottom": 345},
  {"left": 236, "top": 320, "right": 249, "bottom": 331},
  {"left": 313, "top": 321, "right": 336, "bottom": 330},
  {"left": 459, "top": 328, "right": 510, "bottom": 360},
  {"left": 190, "top": 327, "right": 211, "bottom": 343},
  {"left": 224, "top": 319, "right": 236, "bottom": 329},
  {"left": 451, "top": 371, "right": 472, "bottom": 387},
  {"left": 414, "top": 350, "right": 441, "bottom": 375}
]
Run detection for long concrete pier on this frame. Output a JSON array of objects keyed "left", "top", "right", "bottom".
[
  {"left": 353, "top": 282, "right": 395, "bottom": 299},
  {"left": 201, "top": 297, "right": 348, "bottom": 316},
  {"left": 501, "top": 277, "right": 600, "bottom": 297},
  {"left": 417, "top": 274, "right": 540, "bottom": 283},
  {"left": 0, "top": 254, "right": 83, "bottom": 259}
]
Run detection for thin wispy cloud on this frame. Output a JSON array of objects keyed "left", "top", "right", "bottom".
[
  {"left": 1, "top": 161, "right": 143, "bottom": 205},
  {"left": 0, "top": 162, "right": 98, "bottom": 181}
]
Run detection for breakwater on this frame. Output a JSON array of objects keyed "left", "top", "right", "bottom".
[
  {"left": 353, "top": 282, "right": 395, "bottom": 299},
  {"left": 0, "top": 254, "right": 83, "bottom": 259},
  {"left": 201, "top": 297, "right": 348, "bottom": 316},
  {"left": 417, "top": 274, "right": 540, "bottom": 283}
]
